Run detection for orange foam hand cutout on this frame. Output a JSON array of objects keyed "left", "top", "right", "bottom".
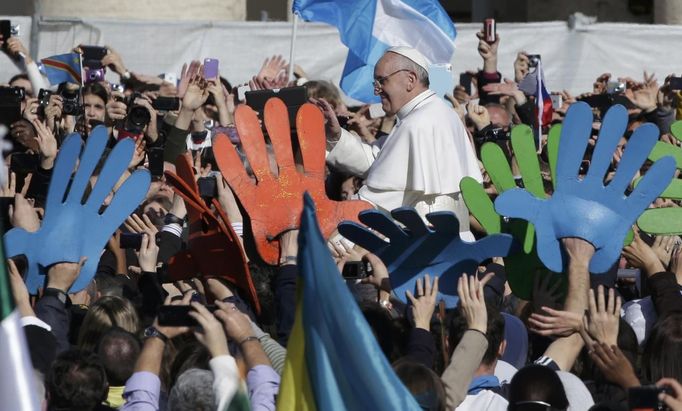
[
  {"left": 164, "top": 153, "right": 260, "bottom": 314},
  {"left": 213, "top": 97, "right": 372, "bottom": 265}
]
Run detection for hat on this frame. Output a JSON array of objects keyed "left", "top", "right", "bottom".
[
  {"left": 501, "top": 312, "right": 529, "bottom": 369},
  {"left": 386, "top": 46, "right": 431, "bottom": 73}
]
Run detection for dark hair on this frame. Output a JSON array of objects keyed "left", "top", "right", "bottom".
[
  {"left": 642, "top": 313, "right": 682, "bottom": 383},
  {"left": 96, "top": 327, "right": 141, "bottom": 386},
  {"left": 170, "top": 340, "right": 211, "bottom": 388},
  {"left": 9, "top": 73, "right": 29, "bottom": 85},
  {"left": 362, "top": 302, "right": 407, "bottom": 362},
  {"left": 82, "top": 82, "right": 109, "bottom": 106},
  {"left": 393, "top": 359, "right": 446, "bottom": 411},
  {"left": 47, "top": 349, "right": 108, "bottom": 411},
  {"left": 448, "top": 303, "right": 505, "bottom": 366},
  {"left": 507, "top": 364, "right": 569, "bottom": 411}
]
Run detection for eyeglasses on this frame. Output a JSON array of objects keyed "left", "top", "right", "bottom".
[{"left": 373, "top": 69, "right": 410, "bottom": 89}]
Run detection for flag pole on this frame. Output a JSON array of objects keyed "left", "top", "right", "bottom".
[
  {"left": 78, "top": 52, "right": 87, "bottom": 139},
  {"left": 288, "top": 12, "right": 299, "bottom": 82}
]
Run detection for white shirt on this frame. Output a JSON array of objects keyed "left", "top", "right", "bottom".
[{"left": 327, "top": 90, "right": 482, "bottom": 234}]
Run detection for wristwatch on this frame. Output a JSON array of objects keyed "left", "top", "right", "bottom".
[
  {"left": 164, "top": 213, "right": 185, "bottom": 226},
  {"left": 143, "top": 326, "right": 169, "bottom": 343},
  {"left": 44, "top": 288, "right": 70, "bottom": 306}
]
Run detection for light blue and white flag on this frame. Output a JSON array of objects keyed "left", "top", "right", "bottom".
[{"left": 293, "top": 0, "right": 456, "bottom": 103}]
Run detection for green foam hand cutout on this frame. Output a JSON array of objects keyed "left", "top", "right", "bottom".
[
  {"left": 461, "top": 123, "right": 564, "bottom": 300},
  {"left": 638, "top": 120, "right": 682, "bottom": 234}
]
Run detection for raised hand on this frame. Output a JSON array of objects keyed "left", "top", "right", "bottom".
[
  {"left": 213, "top": 97, "right": 371, "bottom": 265},
  {"left": 3, "top": 126, "right": 151, "bottom": 293},
  {"left": 405, "top": 275, "right": 439, "bottom": 330},
  {"left": 457, "top": 273, "right": 490, "bottom": 333},
  {"left": 580, "top": 285, "right": 621, "bottom": 346},
  {"left": 177, "top": 60, "right": 201, "bottom": 98},
  {"left": 338, "top": 208, "right": 515, "bottom": 307},
  {"left": 257, "top": 55, "right": 288, "bottom": 83},
  {"left": 164, "top": 153, "right": 260, "bottom": 313},
  {"left": 494, "top": 102, "right": 675, "bottom": 273}
]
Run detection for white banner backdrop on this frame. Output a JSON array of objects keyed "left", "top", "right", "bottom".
[{"left": 2, "top": 17, "right": 682, "bottom": 99}]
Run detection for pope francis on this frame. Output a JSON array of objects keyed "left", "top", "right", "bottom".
[{"left": 326, "top": 46, "right": 482, "bottom": 239}]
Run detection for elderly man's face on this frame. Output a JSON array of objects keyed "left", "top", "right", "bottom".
[{"left": 373, "top": 53, "right": 412, "bottom": 116}]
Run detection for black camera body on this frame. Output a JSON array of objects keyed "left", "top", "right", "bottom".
[
  {"left": 528, "top": 54, "right": 541, "bottom": 68},
  {"left": 0, "top": 86, "right": 25, "bottom": 127},
  {"left": 116, "top": 92, "right": 151, "bottom": 134},
  {"left": 57, "top": 83, "right": 83, "bottom": 116},
  {"left": 0, "top": 86, "right": 25, "bottom": 103},
  {"left": 38, "top": 89, "right": 53, "bottom": 107}
]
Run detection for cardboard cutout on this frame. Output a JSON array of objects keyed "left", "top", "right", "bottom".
[
  {"left": 213, "top": 97, "right": 371, "bottom": 265},
  {"left": 5, "top": 127, "right": 150, "bottom": 292},
  {"left": 164, "top": 153, "right": 260, "bottom": 313},
  {"left": 637, "top": 119, "right": 682, "bottom": 234},
  {"left": 338, "top": 208, "right": 515, "bottom": 307},
  {"left": 494, "top": 103, "right": 675, "bottom": 273},
  {"left": 461, "top": 123, "right": 562, "bottom": 299}
]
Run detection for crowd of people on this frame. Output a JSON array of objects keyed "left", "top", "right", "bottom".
[{"left": 1, "top": 21, "right": 682, "bottom": 411}]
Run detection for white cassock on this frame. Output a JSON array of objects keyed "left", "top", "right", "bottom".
[{"left": 327, "top": 89, "right": 483, "bottom": 239}]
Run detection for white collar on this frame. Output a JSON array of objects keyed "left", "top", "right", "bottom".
[{"left": 396, "top": 89, "right": 436, "bottom": 121}]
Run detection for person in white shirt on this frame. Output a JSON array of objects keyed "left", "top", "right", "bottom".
[{"left": 324, "top": 46, "right": 482, "bottom": 239}]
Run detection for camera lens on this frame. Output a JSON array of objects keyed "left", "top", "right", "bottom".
[{"left": 126, "top": 106, "right": 151, "bottom": 131}]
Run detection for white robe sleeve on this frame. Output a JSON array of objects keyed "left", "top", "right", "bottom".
[
  {"left": 25, "top": 61, "right": 49, "bottom": 97},
  {"left": 325, "top": 128, "right": 379, "bottom": 176}
]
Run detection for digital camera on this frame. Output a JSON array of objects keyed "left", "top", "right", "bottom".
[{"left": 85, "top": 67, "right": 106, "bottom": 84}]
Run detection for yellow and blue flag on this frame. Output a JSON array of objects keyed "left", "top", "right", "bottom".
[
  {"left": 277, "top": 193, "right": 421, "bottom": 411},
  {"left": 40, "top": 53, "right": 82, "bottom": 85}
]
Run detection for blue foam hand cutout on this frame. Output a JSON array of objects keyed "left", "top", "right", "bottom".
[
  {"left": 338, "top": 208, "right": 515, "bottom": 307},
  {"left": 494, "top": 102, "right": 676, "bottom": 273},
  {"left": 4, "top": 127, "right": 151, "bottom": 293}
]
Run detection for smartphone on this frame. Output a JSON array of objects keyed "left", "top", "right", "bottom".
[
  {"left": 147, "top": 147, "right": 164, "bottom": 177},
  {"left": 80, "top": 46, "right": 107, "bottom": 69},
  {"left": 10, "top": 153, "right": 39, "bottom": 174},
  {"left": 669, "top": 76, "right": 682, "bottom": 91},
  {"left": 628, "top": 385, "right": 668, "bottom": 411},
  {"left": 483, "top": 18, "right": 496, "bottom": 43},
  {"left": 197, "top": 176, "right": 218, "bottom": 199},
  {"left": 119, "top": 232, "right": 143, "bottom": 250},
  {"left": 245, "top": 86, "right": 308, "bottom": 127},
  {"left": 152, "top": 96, "right": 180, "bottom": 111},
  {"left": 606, "top": 81, "right": 626, "bottom": 95},
  {"left": 157, "top": 305, "right": 218, "bottom": 327},
  {"left": 0, "top": 20, "right": 12, "bottom": 42},
  {"left": 203, "top": 58, "right": 219, "bottom": 79},
  {"left": 459, "top": 72, "right": 473, "bottom": 96},
  {"left": 342, "top": 261, "right": 370, "bottom": 280},
  {"left": 550, "top": 94, "right": 563, "bottom": 110},
  {"left": 0, "top": 87, "right": 22, "bottom": 126}
]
